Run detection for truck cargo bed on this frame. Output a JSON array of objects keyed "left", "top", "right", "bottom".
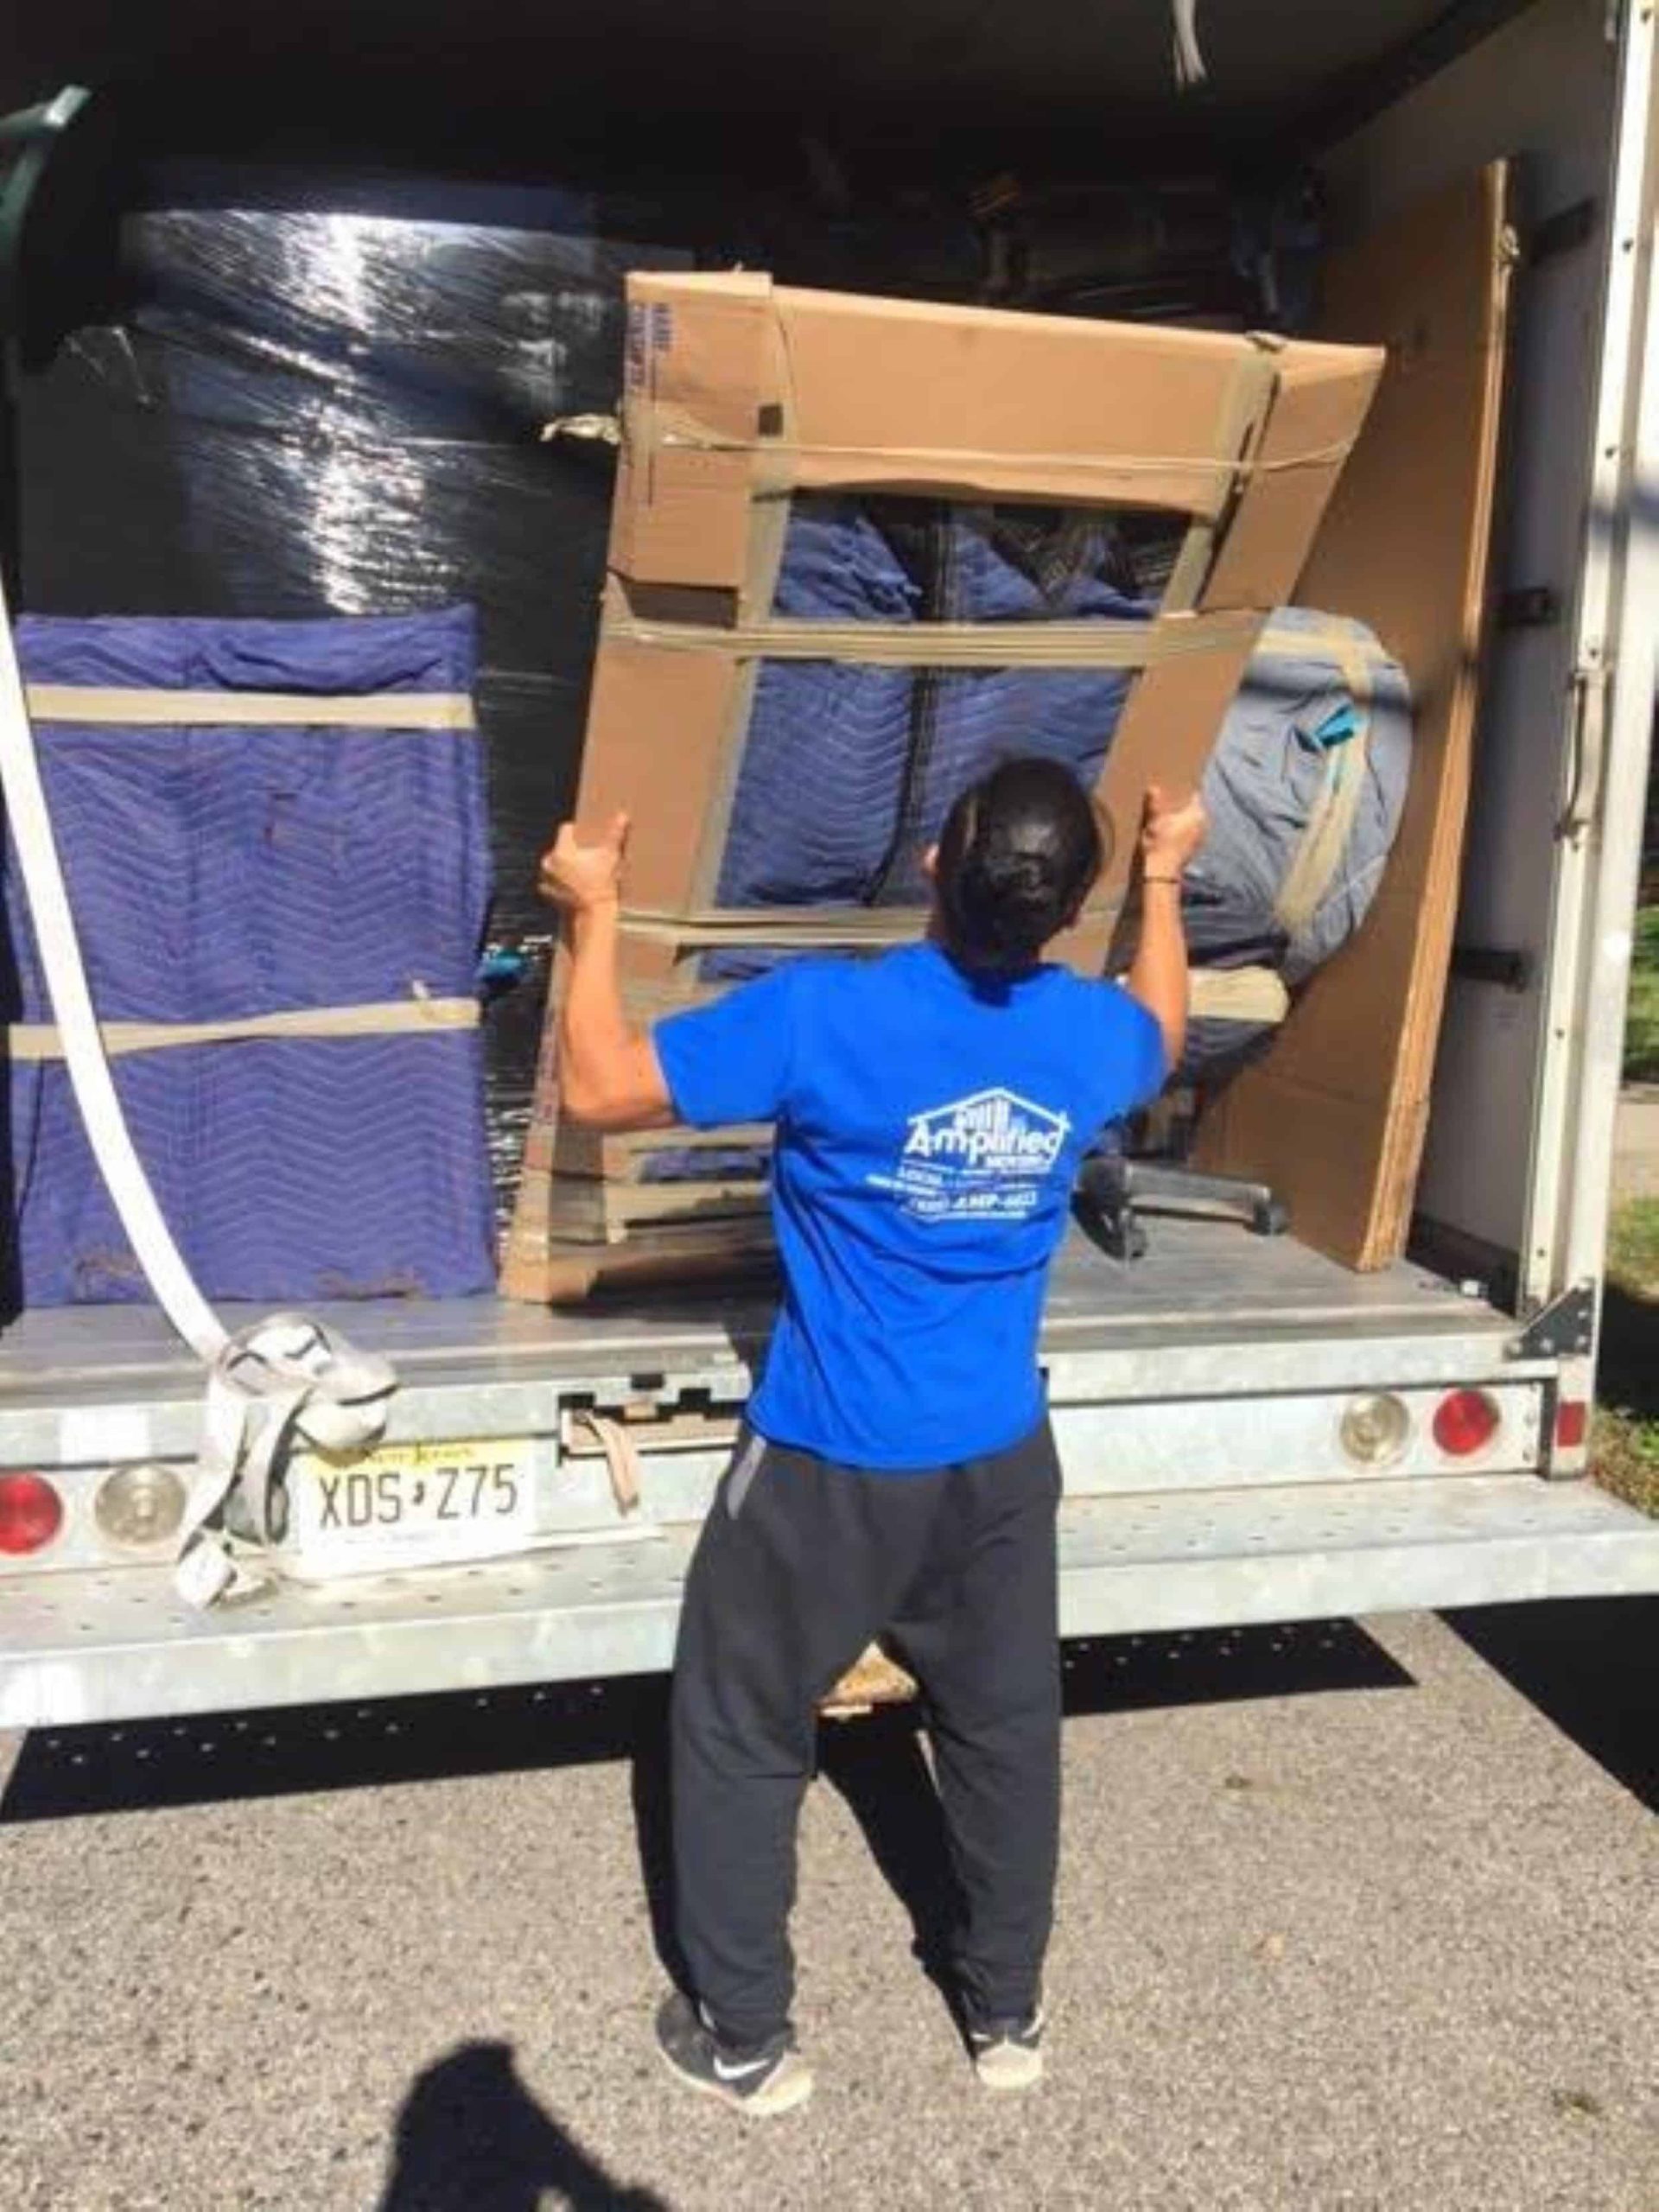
[
  {"left": 3, "top": 1212, "right": 1645, "bottom": 1738},
  {"left": 0, "top": 1223, "right": 1503, "bottom": 1405}
]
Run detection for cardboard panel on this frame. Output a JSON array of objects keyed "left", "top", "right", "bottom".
[
  {"left": 1195, "top": 165, "right": 1514, "bottom": 1270},
  {"left": 576, "top": 641, "right": 741, "bottom": 884},
  {"left": 1205, "top": 342, "right": 1395, "bottom": 612},
  {"left": 1071, "top": 642, "right": 1268, "bottom": 950},
  {"left": 613, "top": 273, "right": 1382, "bottom": 587},
  {"left": 504, "top": 273, "right": 1382, "bottom": 1299},
  {"left": 772, "top": 286, "right": 1254, "bottom": 508},
  {"left": 611, "top": 272, "right": 772, "bottom": 590}
]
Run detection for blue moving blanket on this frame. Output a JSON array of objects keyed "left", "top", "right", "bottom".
[
  {"left": 646, "top": 551, "right": 1408, "bottom": 1182},
  {"left": 709, "top": 498, "right": 1155, "bottom": 973},
  {"left": 4, "top": 607, "right": 496, "bottom": 1306},
  {"left": 1180, "top": 606, "right": 1412, "bottom": 1077}
]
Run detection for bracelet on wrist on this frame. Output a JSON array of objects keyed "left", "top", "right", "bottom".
[{"left": 1143, "top": 872, "right": 1183, "bottom": 886}]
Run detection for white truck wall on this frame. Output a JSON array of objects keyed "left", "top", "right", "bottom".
[{"left": 1319, "top": 0, "right": 1619, "bottom": 1273}]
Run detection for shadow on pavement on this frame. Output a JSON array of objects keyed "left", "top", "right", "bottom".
[
  {"left": 819, "top": 1708, "right": 966, "bottom": 2008},
  {"left": 1442, "top": 1596, "right": 1659, "bottom": 1812},
  {"left": 378, "top": 2040, "right": 667, "bottom": 2212},
  {"left": 626, "top": 1685, "right": 691, "bottom": 1999},
  {"left": 2, "top": 1618, "right": 1414, "bottom": 2037},
  {"left": 817, "top": 1618, "right": 1410, "bottom": 1993},
  {"left": 0, "top": 1618, "right": 1409, "bottom": 1826},
  {"left": 0, "top": 1672, "right": 668, "bottom": 1822},
  {"left": 1058, "top": 1617, "right": 1411, "bottom": 1717}
]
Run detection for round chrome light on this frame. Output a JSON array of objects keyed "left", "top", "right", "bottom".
[
  {"left": 1339, "top": 1393, "right": 1411, "bottom": 1468},
  {"left": 95, "top": 1462, "right": 188, "bottom": 1549}
]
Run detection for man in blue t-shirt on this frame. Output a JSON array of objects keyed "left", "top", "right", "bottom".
[{"left": 538, "top": 756, "right": 1205, "bottom": 2115}]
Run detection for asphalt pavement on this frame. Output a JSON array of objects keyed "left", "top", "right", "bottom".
[{"left": 1, "top": 1603, "right": 1654, "bottom": 2212}]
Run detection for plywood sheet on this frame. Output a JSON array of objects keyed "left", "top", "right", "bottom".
[{"left": 1195, "top": 164, "right": 1514, "bottom": 1269}]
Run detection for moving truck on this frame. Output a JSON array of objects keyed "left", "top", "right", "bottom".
[{"left": 1, "top": 0, "right": 1656, "bottom": 1729}]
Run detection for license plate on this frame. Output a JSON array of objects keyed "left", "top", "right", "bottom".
[{"left": 284, "top": 1437, "right": 537, "bottom": 1572}]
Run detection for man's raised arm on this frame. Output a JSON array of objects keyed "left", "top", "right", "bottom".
[
  {"left": 537, "top": 813, "right": 675, "bottom": 1132},
  {"left": 1124, "top": 784, "right": 1209, "bottom": 1074}
]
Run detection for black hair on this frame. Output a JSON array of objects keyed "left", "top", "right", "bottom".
[{"left": 934, "top": 756, "right": 1108, "bottom": 970}]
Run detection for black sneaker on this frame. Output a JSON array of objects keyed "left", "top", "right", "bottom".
[
  {"left": 966, "top": 2006, "right": 1046, "bottom": 2091},
  {"left": 653, "top": 1992, "right": 814, "bottom": 2117}
]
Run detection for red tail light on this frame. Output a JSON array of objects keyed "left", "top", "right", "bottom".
[
  {"left": 0, "top": 1471, "right": 64, "bottom": 1555},
  {"left": 1433, "top": 1390, "right": 1501, "bottom": 1459}
]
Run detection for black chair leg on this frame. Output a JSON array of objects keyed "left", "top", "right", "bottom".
[{"left": 1075, "top": 1153, "right": 1289, "bottom": 1262}]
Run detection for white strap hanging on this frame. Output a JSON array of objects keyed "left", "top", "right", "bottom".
[
  {"left": 176, "top": 1315, "right": 398, "bottom": 1606},
  {"left": 0, "top": 580, "right": 398, "bottom": 1607},
  {"left": 1173, "top": 0, "right": 1208, "bottom": 89}
]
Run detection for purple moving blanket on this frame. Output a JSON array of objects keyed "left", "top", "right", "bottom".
[{"left": 3, "top": 607, "right": 496, "bottom": 1306}]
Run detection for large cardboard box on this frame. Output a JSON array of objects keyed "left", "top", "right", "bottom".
[{"left": 503, "top": 276, "right": 1384, "bottom": 1300}]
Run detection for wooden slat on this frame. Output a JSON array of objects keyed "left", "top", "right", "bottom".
[{"left": 541, "top": 1225, "right": 779, "bottom": 1306}]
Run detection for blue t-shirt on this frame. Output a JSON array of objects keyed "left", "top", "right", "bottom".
[{"left": 654, "top": 944, "right": 1166, "bottom": 1471}]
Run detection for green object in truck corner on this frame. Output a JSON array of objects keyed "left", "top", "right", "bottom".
[
  {"left": 0, "top": 86, "right": 93, "bottom": 363},
  {"left": 0, "top": 86, "right": 97, "bottom": 596}
]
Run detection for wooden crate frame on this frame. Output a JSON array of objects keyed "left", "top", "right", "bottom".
[{"left": 502, "top": 276, "right": 1382, "bottom": 1300}]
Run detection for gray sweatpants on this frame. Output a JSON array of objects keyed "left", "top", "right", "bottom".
[{"left": 670, "top": 1419, "right": 1063, "bottom": 2049}]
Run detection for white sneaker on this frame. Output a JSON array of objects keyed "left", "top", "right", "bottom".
[{"left": 968, "top": 2007, "right": 1046, "bottom": 2092}]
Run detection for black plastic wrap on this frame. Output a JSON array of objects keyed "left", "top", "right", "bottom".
[
  {"left": 15, "top": 162, "right": 1319, "bottom": 1223},
  {"left": 18, "top": 188, "right": 691, "bottom": 1210}
]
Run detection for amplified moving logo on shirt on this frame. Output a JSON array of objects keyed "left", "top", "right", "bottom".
[{"left": 874, "top": 1088, "right": 1072, "bottom": 1222}]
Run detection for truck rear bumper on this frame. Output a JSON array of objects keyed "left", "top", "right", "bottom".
[{"left": 4, "top": 1473, "right": 1656, "bottom": 1730}]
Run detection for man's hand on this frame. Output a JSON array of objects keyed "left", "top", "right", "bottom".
[
  {"left": 1140, "top": 783, "right": 1209, "bottom": 882},
  {"left": 537, "top": 812, "right": 631, "bottom": 916}
]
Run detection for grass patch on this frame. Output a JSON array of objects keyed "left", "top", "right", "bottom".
[
  {"left": 1627, "top": 907, "right": 1659, "bottom": 1083},
  {"left": 1595, "top": 1410, "right": 1659, "bottom": 1517},
  {"left": 1609, "top": 1192, "right": 1659, "bottom": 1293},
  {"left": 1594, "top": 1197, "right": 1659, "bottom": 1516}
]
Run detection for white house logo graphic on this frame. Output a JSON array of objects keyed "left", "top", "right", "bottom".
[{"left": 874, "top": 1088, "right": 1071, "bottom": 1221}]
